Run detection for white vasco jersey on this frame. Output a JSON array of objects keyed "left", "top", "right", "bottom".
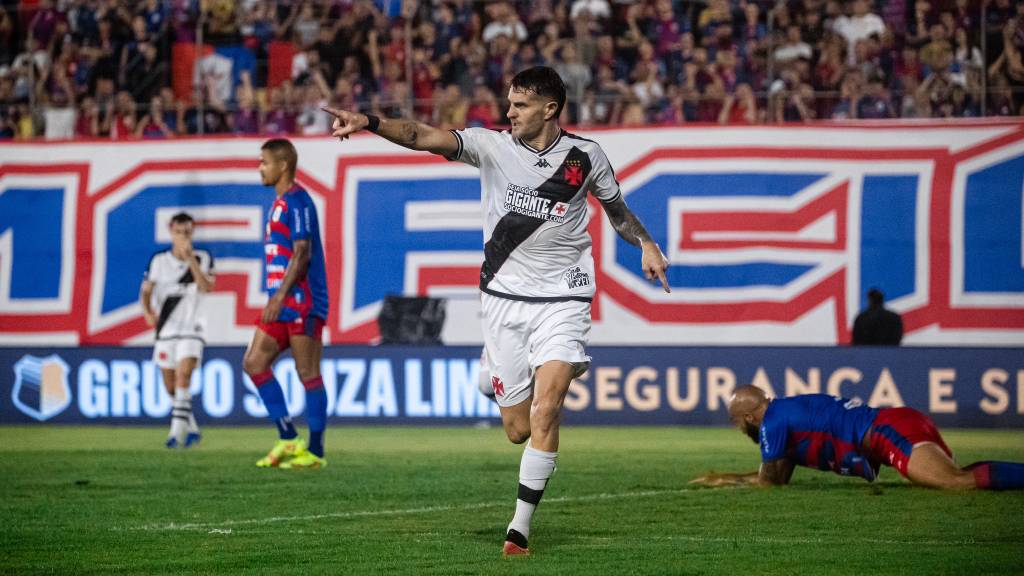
[
  {"left": 450, "top": 128, "right": 621, "bottom": 301},
  {"left": 143, "top": 250, "right": 214, "bottom": 340}
]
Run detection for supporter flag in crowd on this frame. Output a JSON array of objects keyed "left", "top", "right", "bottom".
[{"left": 172, "top": 43, "right": 256, "bottom": 102}]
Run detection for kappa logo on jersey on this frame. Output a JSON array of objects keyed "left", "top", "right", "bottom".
[
  {"left": 534, "top": 158, "right": 551, "bottom": 169},
  {"left": 12, "top": 355, "right": 71, "bottom": 421},
  {"left": 503, "top": 183, "right": 567, "bottom": 223}
]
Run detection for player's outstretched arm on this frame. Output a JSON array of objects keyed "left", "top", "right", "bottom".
[
  {"left": 601, "top": 197, "right": 670, "bottom": 293},
  {"left": 757, "top": 459, "right": 796, "bottom": 486},
  {"left": 322, "top": 107, "right": 459, "bottom": 159}
]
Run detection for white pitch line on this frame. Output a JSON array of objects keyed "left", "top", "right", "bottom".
[
  {"left": 126, "top": 490, "right": 1022, "bottom": 548},
  {"left": 577, "top": 535, "right": 1003, "bottom": 548},
  {"left": 126, "top": 489, "right": 683, "bottom": 532}
]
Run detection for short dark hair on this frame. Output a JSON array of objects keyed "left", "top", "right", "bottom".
[
  {"left": 170, "top": 212, "right": 194, "bottom": 226},
  {"left": 261, "top": 138, "right": 298, "bottom": 176},
  {"left": 510, "top": 66, "right": 567, "bottom": 120},
  {"left": 868, "top": 288, "right": 884, "bottom": 306}
]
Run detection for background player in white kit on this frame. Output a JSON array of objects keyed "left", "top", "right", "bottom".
[
  {"left": 324, "top": 66, "right": 669, "bottom": 556},
  {"left": 139, "top": 212, "right": 215, "bottom": 448}
]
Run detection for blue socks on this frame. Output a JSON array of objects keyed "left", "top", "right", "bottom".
[
  {"left": 251, "top": 370, "right": 328, "bottom": 456},
  {"left": 303, "top": 376, "right": 327, "bottom": 458},
  {"left": 967, "top": 461, "right": 1024, "bottom": 490},
  {"left": 251, "top": 370, "right": 298, "bottom": 440}
]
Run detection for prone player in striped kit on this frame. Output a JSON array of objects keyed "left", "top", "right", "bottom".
[{"left": 691, "top": 386, "right": 1024, "bottom": 491}]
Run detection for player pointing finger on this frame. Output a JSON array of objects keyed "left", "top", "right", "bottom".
[{"left": 323, "top": 66, "right": 671, "bottom": 556}]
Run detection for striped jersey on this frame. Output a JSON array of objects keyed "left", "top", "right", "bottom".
[
  {"left": 143, "top": 249, "right": 214, "bottom": 340},
  {"left": 760, "top": 394, "right": 880, "bottom": 481},
  {"left": 449, "top": 128, "right": 622, "bottom": 302},
  {"left": 265, "top": 184, "right": 329, "bottom": 321}
]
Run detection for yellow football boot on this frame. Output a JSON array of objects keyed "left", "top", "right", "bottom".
[{"left": 255, "top": 437, "right": 306, "bottom": 468}]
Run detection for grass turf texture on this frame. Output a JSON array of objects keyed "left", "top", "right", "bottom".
[{"left": 1, "top": 426, "right": 1022, "bottom": 576}]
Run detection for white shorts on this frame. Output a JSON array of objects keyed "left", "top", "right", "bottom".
[
  {"left": 153, "top": 338, "right": 204, "bottom": 370},
  {"left": 481, "top": 293, "right": 591, "bottom": 408}
]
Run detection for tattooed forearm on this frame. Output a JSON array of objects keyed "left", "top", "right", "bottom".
[
  {"left": 605, "top": 198, "right": 654, "bottom": 248},
  {"left": 375, "top": 117, "right": 423, "bottom": 150},
  {"left": 399, "top": 121, "right": 418, "bottom": 146},
  {"left": 341, "top": 110, "right": 459, "bottom": 158}
]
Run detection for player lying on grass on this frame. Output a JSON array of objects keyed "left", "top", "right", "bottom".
[{"left": 690, "top": 386, "right": 1024, "bottom": 490}]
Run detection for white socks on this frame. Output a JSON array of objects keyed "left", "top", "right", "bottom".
[
  {"left": 170, "top": 387, "right": 192, "bottom": 441},
  {"left": 507, "top": 444, "right": 558, "bottom": 541}
]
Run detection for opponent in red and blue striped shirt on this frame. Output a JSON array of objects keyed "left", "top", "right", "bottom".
[
  {"left": 758, "top": 393, "right": 880, "bottom": 481},
  {"left": 264, "top": 181, "right": 328, "bottom": 324},
  {"left": 242, "top": 138, "right": 329, "bottom": 470},
  {"left": 691, "top": 386, "right": 1024, "bottom": 491}
]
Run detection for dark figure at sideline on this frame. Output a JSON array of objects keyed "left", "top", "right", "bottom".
[{"left": 852, "top": 288, "right": 903, "bottom": 345}]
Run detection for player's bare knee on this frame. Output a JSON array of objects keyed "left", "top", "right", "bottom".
[
  {"left": 506, "top": 430, "right": 530, "bottom": 445},
  {"left": 531, "top": 396, "right": 560, "bottom": 420},
  {"left": 504, "top": 423, "right": 531, "bottom": 444},
  {"left": 927, "top": 477, "right": 970, "bottom": 490},
  {"left": 942, "top": 471, "right": 977, "bottom": 490},
  {"left": 295, "top": 366, "right": 320, "bottom": 383},
  {"left": 910, "top": 467, "right": 975, "bottom": 490},
  {"left": 242, "top": 354, "right": 267, "bottom": 377},
  {"left": 530, "top": 401, "right": 560, "bottom": 437},
  {"left": 174, "top": 373, "right": 191, "bottom": 390}
]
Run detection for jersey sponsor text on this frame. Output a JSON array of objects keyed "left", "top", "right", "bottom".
[{"left": 502, "top": 183, "right": 567, "bottom": 223}]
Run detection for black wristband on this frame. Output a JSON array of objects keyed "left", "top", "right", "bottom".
[{"left": 365, "top": 114, "right": 380, "bottom": 133}]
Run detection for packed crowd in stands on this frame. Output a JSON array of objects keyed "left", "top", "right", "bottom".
[{"left": 1, "top": 0, "right": 1022, "bottom": 140}]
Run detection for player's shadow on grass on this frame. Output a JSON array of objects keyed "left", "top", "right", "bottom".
[
  {"left": 469, "top": 524, "right": 510, "bottom": 545},
  {"left": 779, "top": 479, "right": 919, "bottom": 494}
]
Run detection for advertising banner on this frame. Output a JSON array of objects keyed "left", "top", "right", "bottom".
[{"left": 2, "top": 346, "right": 1021, "bottom": 428}]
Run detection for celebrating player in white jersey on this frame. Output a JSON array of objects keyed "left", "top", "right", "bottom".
[
  {"left": 324, "top": 66, "right": 669, "bottom": 556},
  {"left": 139, "top": 212, "right": 215, "bottom": 448}
]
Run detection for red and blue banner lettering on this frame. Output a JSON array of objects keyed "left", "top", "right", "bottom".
[{"left": 1, "top": 121, "right": 1023, "bottom": 346}]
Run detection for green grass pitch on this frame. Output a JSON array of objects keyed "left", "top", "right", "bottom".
[{"left": 1, "top": 426, "right": 1022, "bottom": 575}]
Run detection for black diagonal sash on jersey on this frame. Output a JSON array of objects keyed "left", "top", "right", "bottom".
[
  {"left": 156, "top": 295, "right": 182, "bottom": 338},
  {"left": 177, "top": 256, "right": 200, "bottom": 284},
  {"left": 480, "top": 146, "right": 592, "bottom": 292},
  {"left": 155, "top": 258, "right": 200, "bottom": 338}
]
